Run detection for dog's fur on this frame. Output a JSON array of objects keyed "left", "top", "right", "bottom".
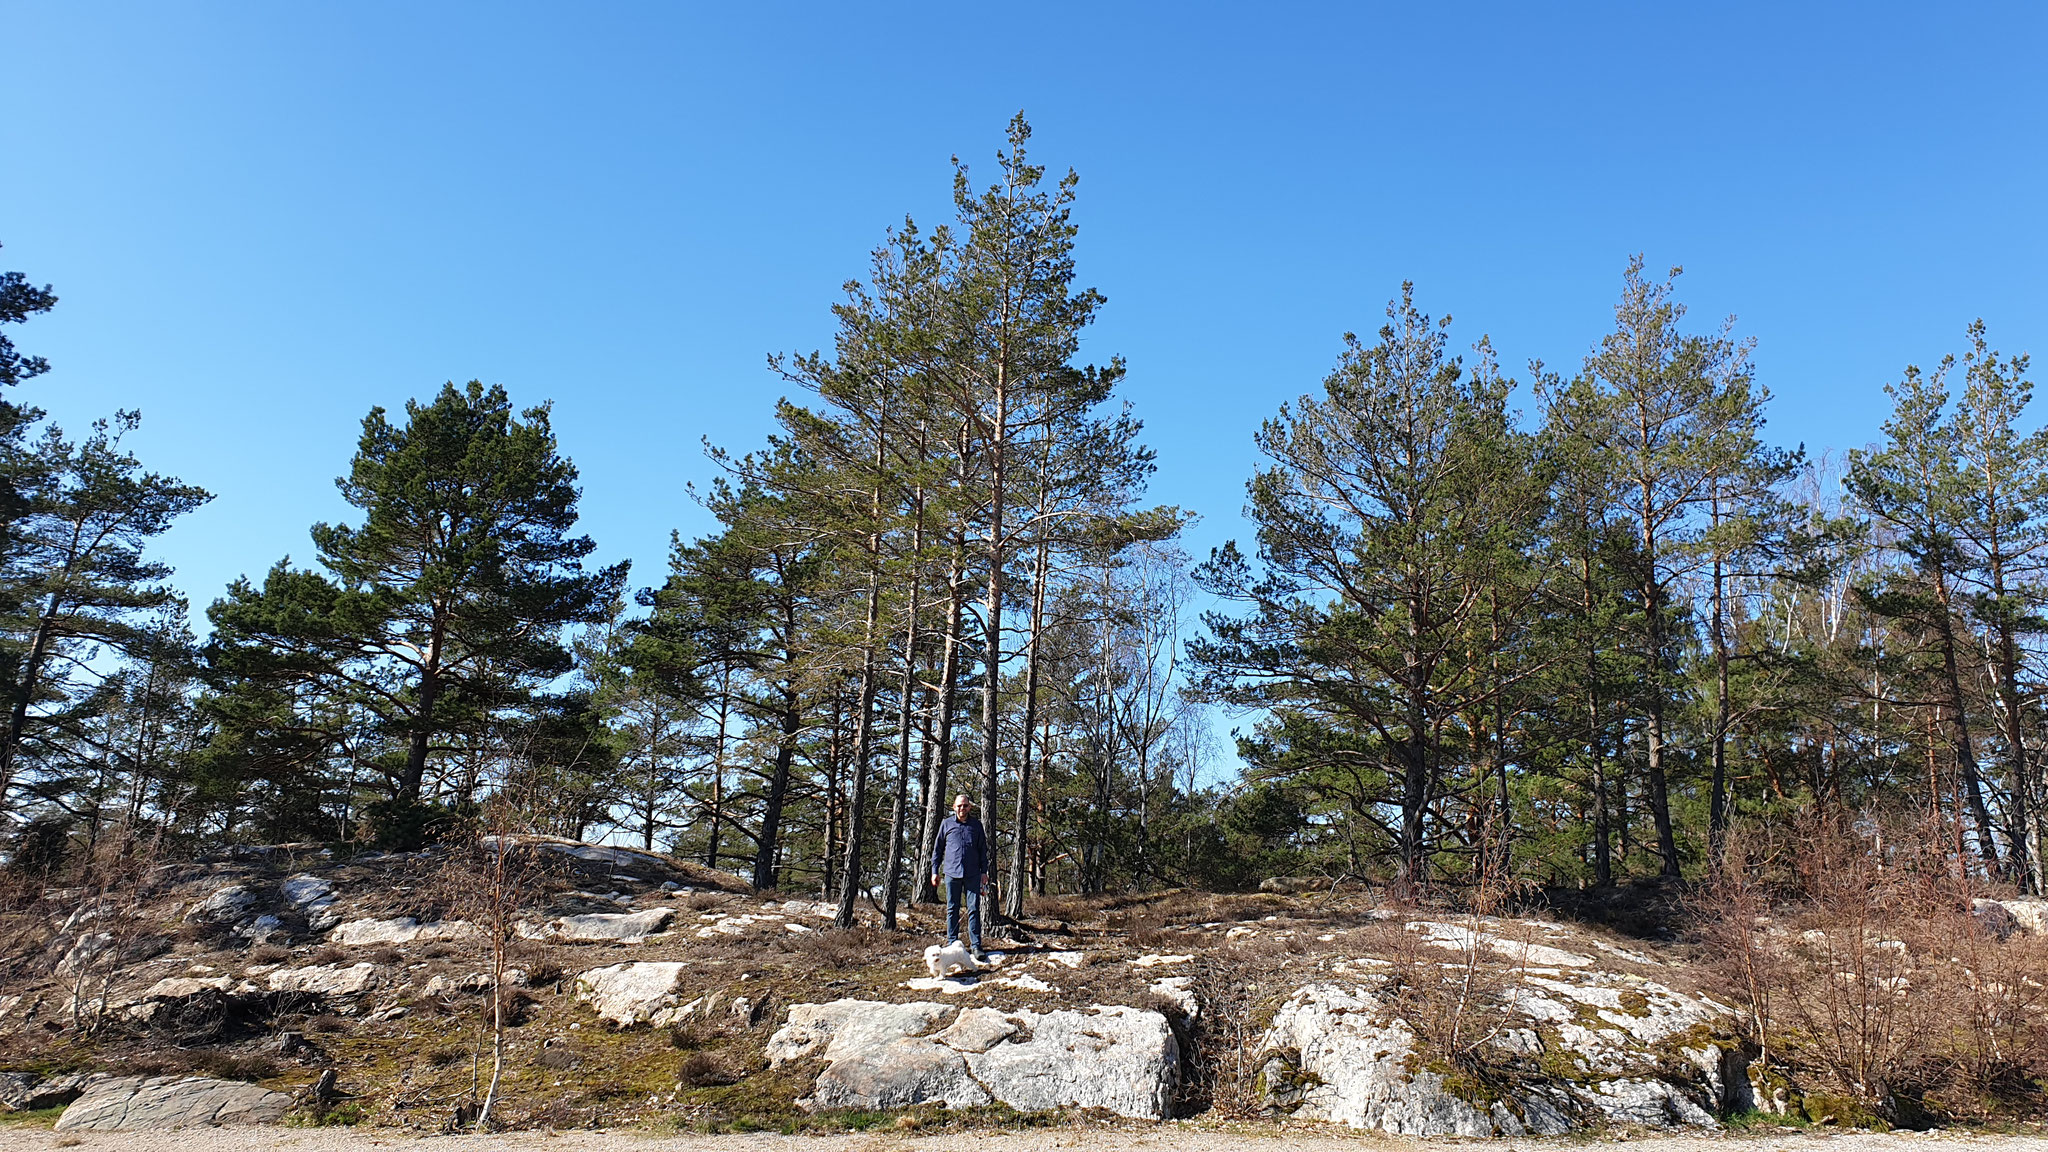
[{"left": 924, "top": 939, "right": 978, "bottom": 978}]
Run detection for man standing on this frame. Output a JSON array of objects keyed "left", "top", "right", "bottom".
[{"left": 929, "top": 794, "right": 990, "bottom": 962}]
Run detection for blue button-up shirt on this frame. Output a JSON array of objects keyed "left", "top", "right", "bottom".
[{"left": 930, "top": 814, "right": 988, "bottom": 880}]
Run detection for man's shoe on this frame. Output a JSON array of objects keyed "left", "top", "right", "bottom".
[{"left": 972, "top": 950, "right": 991, "bottom": 965}]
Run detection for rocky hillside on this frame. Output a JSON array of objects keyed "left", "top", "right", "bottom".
[{"left": 0, "top": 839, "right": 2038, "bottom": 1135}]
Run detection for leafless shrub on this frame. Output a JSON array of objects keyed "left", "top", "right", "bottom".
[
  {"left": 1379, "top": 919, "right": 1518, "bottom": 1070},
  {"left": 247, "top": 944, "right": 291, "bottom": 964},
  {"left": 306, "top": 945, "right": 346, "bottom": 966},
  {"left": 686, "top": 890, "right": 726, "bottom": 911},
  {"left": 185, "top": 1050, "right": 283, "bottom": 1083},
  {"left": 1700, "top": 812, "right": 2048, "bottom": 1121},
  {"left": 677, "top": 1050, "right": 739, "bottom": 1086}
]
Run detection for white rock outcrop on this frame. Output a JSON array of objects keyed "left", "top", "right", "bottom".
[
  {"left": 267, "top": 962, "right": 391, "bottom": 1002},
  {"left": 766, "top": 999, "right": 1177, "bottom": 1119},
  {"left": 1977, "top": 896, "right": 2048, "bottom": 936},
  {"left": 186, "top": 884, "right": 262, "bottom": 926},
  {"left": 574, "top": 961, "right": 690, "bottom": 1026},
  {"left": 329, "top": 917, "right": 476, "bottom": 946},
  {"left": 281, "top": 874, "right": 342, "bottom": 930},
  {"left": 1259, "top": 971, "right": 1740, "bottom": 1135},
  {"left": 527, "top": 907, "right": 673, "bottom": 943}
]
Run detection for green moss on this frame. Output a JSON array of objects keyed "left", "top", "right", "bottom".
[
  {"left": 1615, "top": 990, "right": 1652, "bottom": 1018},
  {"left": 1800, "top": 1090, "right": 1890, "bottom": 1130}
]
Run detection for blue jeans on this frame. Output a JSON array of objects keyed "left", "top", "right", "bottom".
[{"left": 943, "top": 876, "right": 983, "bottom": 952}]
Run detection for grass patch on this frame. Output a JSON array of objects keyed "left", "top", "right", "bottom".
[{"left": 0, "top": 1104, "right": 67, "bottom": 1128}]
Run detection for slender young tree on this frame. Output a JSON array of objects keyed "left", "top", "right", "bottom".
[
  {"left": 1579, "top": 258, "right": 1773, "bottom": 880},
  {"left": 1944, "top": 323, "right": 2047, "bottom": 890}
]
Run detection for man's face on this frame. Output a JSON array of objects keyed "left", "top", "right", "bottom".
[{"left": 954, "top": 801, "right": 971, "bottom": 817}]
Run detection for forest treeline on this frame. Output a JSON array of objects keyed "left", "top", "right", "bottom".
[{"left": 1, "top": 117, "right": 2043, "bottom": 915}]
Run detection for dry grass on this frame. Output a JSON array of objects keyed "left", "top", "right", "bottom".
[{"left": 787, "top": 926, "right": 886, "bottom": 970}]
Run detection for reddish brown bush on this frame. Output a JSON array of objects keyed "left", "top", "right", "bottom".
[{"left": 1700, "top": 813, "right": 2048, "bottom": 1121}]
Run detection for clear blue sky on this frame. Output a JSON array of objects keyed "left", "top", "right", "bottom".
[{"left": 4, "top": 3, "right": 2045, "bottom": 623}]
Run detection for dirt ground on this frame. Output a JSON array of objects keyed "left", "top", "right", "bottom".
[{"left": 4, "top": 1128, "right": 2048, "bottom": 1152}]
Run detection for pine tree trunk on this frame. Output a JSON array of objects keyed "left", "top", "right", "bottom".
[
  {"left": 1707, "top": 491, "right": 1734, "bottom": 862},
  {"left": 1934, "top": 572, "right": 2003, "bottom": 871},
  {"left": 1638, "top": 525, "right": 1681, "bottom": 880},
  {"left": 915, "top": 544, "right": 967, "bottom": 905},
  {"left": 752, "top": 684, "right": 799, "bottom": 891},
  {"left": 977, "top": 367, "right": 1008, "bottom": 923},
  {"left": 1006, "top": 537, "right": 1050, "bottom": 919},
  {"left": 883, "top": 487, "right": 926, "bottom": 929}
]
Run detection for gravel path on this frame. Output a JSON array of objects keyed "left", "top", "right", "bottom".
[{"left": 4, "top": 1128, "right": 2047, "bottom": 1152}]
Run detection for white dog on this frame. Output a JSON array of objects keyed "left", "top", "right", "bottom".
[{"left": 924, "top": 939, "right": 979, "bottom": 978}]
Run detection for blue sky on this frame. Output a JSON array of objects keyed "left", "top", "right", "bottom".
[{"left": 4, "top": 3, "right": 2045, "bottom": 624}]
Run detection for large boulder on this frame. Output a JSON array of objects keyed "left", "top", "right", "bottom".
[
  {"left": 124, "top": 975, "right": 261, "bottom": 1038},
  {"left": 54, "top": 1075, "right": 292, "bottom": 1130},
  {"left": 575, "top": 961, "right": 690, "bottom": 1026},
  {"left": 766, "top": 999, "right": 1178, "bottom": 1120}
]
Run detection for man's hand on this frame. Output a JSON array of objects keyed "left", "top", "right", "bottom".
[
  {"left": 982, "top": 873, "right": 990, "bottom": 888},
  {"left": 931, "top": 874, "right": 942, "bottom": 889}
]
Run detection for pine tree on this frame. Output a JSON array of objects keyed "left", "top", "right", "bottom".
[
  {"left": 1194, "top": 286, "right": 1538, "bottom": 890},
  {"left": 204, "top": 382, "right": 625, "bottom": 836}
]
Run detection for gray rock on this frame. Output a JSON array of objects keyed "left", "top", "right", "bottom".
[
  {"left": 1976, "top": 897, "right": 2048, "bottom": 936},
  {"left": 188, "top": 884, "right": 263, "bottom": 925},
  {"left": 768, "top": 1000, "right": 987, "bottom": 1111},
  {"left": 1585, "top": 1078, "right": 1716, "bottom": 1127},
  {"left": 55, "top": 932, "right": 114, "bottom": 976},
  {"left": 1259, "top": 984, "right": 1519, "bottom": 1135},
  {"left": 125, "top": 975, "right": 240, "bottom": 1022},
  {"left": 0, "top": 1071, "right": 93, "bottom": 1112},
  {"left": 1259, "top": 876, "right": 1325, "bottom": 894},
  {"left": 54, "top": 1075, "right": 291, "bottom": 1131},
  {"left": 766, "top": 999, "right": 1178, "bottom": 1120}
]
